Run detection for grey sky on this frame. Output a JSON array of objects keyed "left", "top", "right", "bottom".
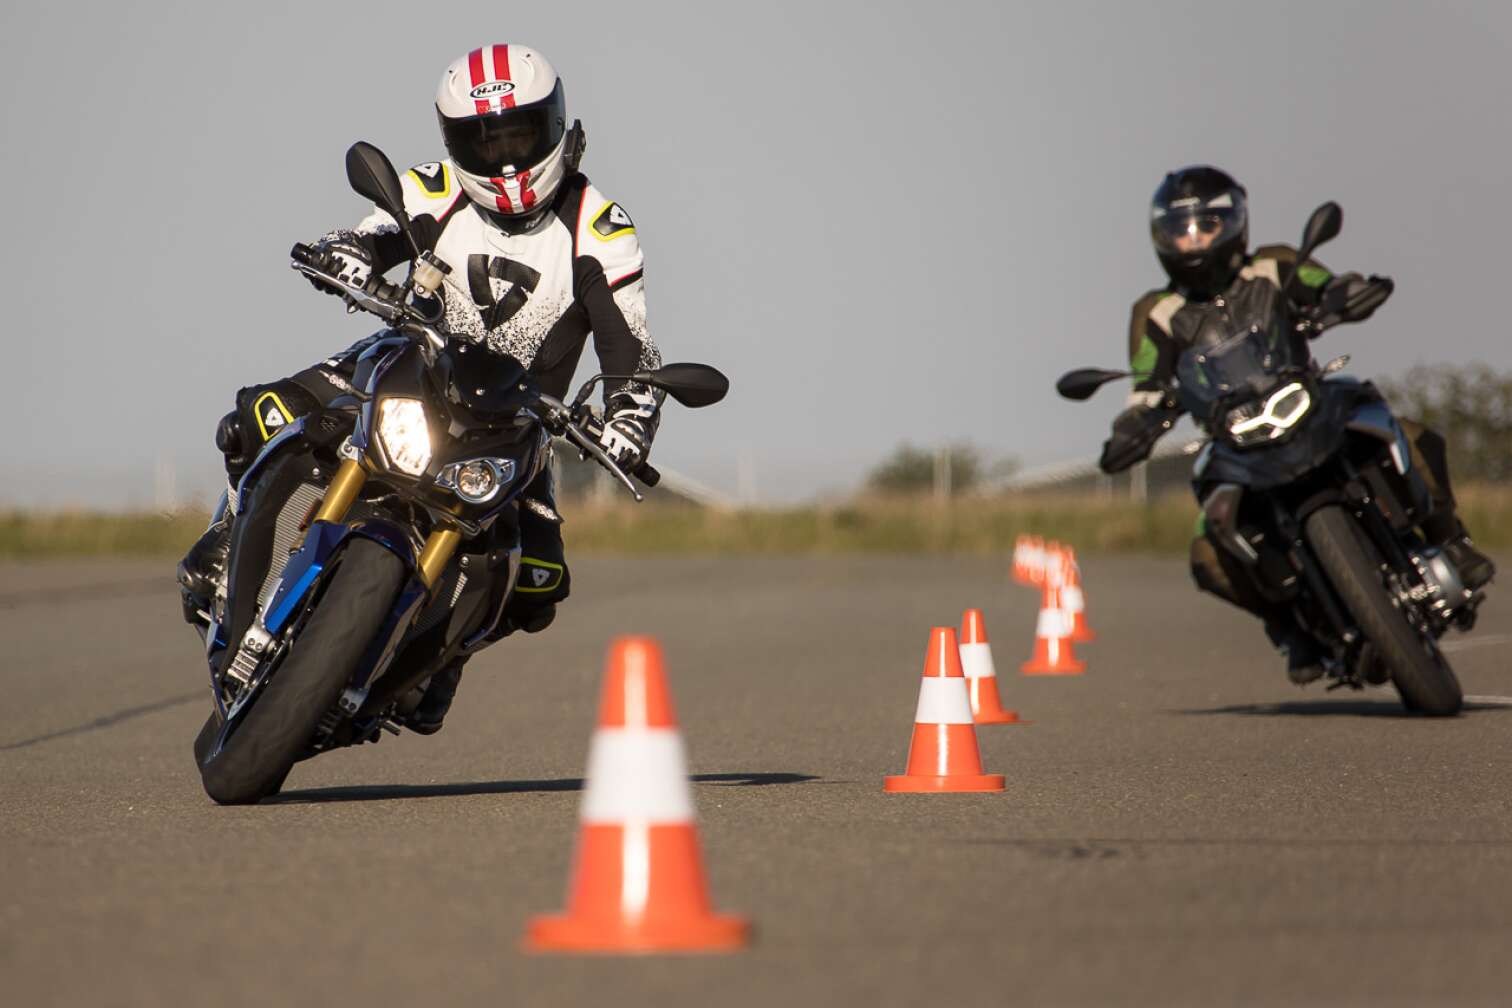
[{"left": 3, "top": 1, "right": 1509, "bottom": 505}]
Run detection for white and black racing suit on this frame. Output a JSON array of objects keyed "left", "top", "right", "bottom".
[{"left": 224, "top": 160, "right": 662, "bottom": 620}]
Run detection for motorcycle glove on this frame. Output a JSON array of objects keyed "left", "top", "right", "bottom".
[
  {"left": 1098, "top": 402, "right": 1179, "bottom": 474},
  {"left": 1312, "top": 272, "right": 1393, "bottom": 332},
  {"left": 598, "top": 391, "right": 659, "bottom": 469},
  {"left": 308, "top": 230, "right": 374, "bottom": 296}
]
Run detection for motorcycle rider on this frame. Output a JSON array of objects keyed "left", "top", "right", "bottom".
[
  {"left": 1099, "top": 165, "right": 1494, "bottom": 683},
  {"left": 178, "top": 44, "right": 662, "bottom": 731}
]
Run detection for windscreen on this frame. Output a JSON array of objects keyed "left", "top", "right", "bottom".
[{"left": 1175, "top": 328, "right": 1296, "bottom": 418}]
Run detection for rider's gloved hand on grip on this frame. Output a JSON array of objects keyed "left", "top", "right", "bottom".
[
  {"left": 1098, "top": 402, "right": 1178, "bottom": 474},
  {"left": 598, "top": 391, "right": 659, "bottom": 469},
  {"left": 599, "top": 415, "right": 650, "bottom": 469},
  {"left": 1313, "top": 272, "right": 1392, "bottom": 332},
  {"left": 306, "top": 231, "right": 374, "bottom": 296}
]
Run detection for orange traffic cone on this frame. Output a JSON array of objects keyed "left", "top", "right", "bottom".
[
  {"left": 959, "top": 609, "right": 1023, "bottom": 724},
  {"left": 1011, "top": 534, "right": 1036, "bottom": 585},
  {"left": 525, "top": 637, "right": 749, "bottom": 953},
  {"left": 885, "top": 627, "right": 1006, "bottom": 792},
  {"left": 1021, "top": 555, "right": 1086, "bottom": 675},
  {"left": 1061, "top": 547, "right": 1096, "bottom": 643},
  {"left": 1024, "top": 535, "right": 1048, "bottom": 586}
]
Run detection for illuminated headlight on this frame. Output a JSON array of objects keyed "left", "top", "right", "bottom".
[
  {"left": 436, "top": 458, "right": 516, "bottom": 504},
  {"left": 1226, "top": 382, "right": 1312, "bottom": 446},
  {"left": 377, "top": 398, "right": 432, "bottom": 475}
]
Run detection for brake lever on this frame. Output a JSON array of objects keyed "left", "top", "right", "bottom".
[
  {"left": 291, "top": 260, "right": 402, "bottom": 322},
  {"left": 561, "top": 422, "right": 643, "bottom": 503}
]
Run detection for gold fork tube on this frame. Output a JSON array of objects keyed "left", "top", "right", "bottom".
[
  {"left": 417, "top": 528, "right": 462, "bottom": 590},
  {"left": 313, "top": 458, "right": 367, "bottom": 524}
]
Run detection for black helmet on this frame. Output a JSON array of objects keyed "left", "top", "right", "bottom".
[{"left": 1150, "top": 166, "right": 1248, "bottom": 297}]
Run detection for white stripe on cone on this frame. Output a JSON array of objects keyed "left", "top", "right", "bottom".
[
  {"left": 913, "top": 677, "right": 975, "bottom": 725},
  {"left": 1061, "top": 586, "right": 1085, "bottom": 613},
  {"left": 580, "top": 729, "right": 695, "bottom": 823},
  {"left": 1035, "top": 608, "right": 1070, "bottom": 639},
  {"left": 959, "top": 641, "right": 996, "bottom": 680}
]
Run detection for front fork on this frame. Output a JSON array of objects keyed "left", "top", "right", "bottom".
[{"left": 315, "top": 458, "right": 461, "bottom": 591}]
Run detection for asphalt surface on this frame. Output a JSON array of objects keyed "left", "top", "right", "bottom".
[{"left": 5, "top": 552, "right": 1512, "bottom": 1007}]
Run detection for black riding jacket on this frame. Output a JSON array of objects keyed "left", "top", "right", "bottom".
[{"left": 1098, "top": 244, "right": 1362, "bottom": 473}]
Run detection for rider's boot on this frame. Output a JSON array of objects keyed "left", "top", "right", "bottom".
[
  {"left": 1266, "top": 619, "right": 1324, "bottom": 685},
  {"left": 502, "top": 601, "right": 557, "bottom": 637},
  {"left": 406, "top": 659, "right": 467, "bottom": 736},
  {"left": 1420, "top": 502, "right": 1495, "bottom": 592},
  {"left": 1443, "top": 528, "right": 1495, "bottom": 593}
]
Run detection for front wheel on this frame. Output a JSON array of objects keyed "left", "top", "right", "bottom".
[
  {"left": 1303, "top": 505, "right": 1462, "bottom": 716},
  {"left": 196, "top": 537, "right": 409, "bottom": 803}
]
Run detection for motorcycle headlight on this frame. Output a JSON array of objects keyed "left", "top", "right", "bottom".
[
  {"left": 1226, "top": 382, "right": 1312, "bottom": 446},
  {"left": 436, "top": 457, "right": 516, "bottom": 504},
  {"left": 377, "top": 398, "right": 432, "bottom": 475}
]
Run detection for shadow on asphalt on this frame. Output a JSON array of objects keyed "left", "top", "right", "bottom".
[
  {"left": 265, "top": 771, "right": 820, "bottom": 804},
  {"left": 1176, "top": 699, "right": 1512, "bottom": 718}
]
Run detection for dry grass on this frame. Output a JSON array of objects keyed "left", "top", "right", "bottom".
[
  {"left": 558, "top": 493, "right": 1202, "bottom": 555},
  {"left": 7, "top": 485, "right": 1511, "bottom": 559}
]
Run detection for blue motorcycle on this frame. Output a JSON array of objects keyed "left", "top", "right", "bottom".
[{"left": 188, "top": 143, "right": 727, "bottom": 802}]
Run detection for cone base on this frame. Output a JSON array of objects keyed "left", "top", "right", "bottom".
[
  {"left": 884, "top": 773, "right": 1006, "bottom": 793},
  {"left": 974, "top": 709, "right": 1025, "bottom": 724},
  {"left": 1021, "top": 661, "right": 1085, "bottom": 675},
  {"left": 524, "top": 912, "right": 749, "bottom": 953}
]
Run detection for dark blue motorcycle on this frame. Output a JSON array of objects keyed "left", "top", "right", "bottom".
[
  {"left": 188, "top": 143, "right": 727, "bottom": 803},
  {"left": 1059, "top": 204, "right": 1481, "bottom": 715}
]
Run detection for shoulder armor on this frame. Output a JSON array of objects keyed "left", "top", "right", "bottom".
[
  {"left": 1251, "top": 243, "right": 1330, "bottom": 288},
  {"left": 588, "top": 199, "right": 635, "bottom": 241},
  {"left": 406, "top": 161, "right": 453, "bottom": 199},
  {"left": 1252, "top": 243, "right": 1297, "bottom": 264},
  {"left": 575, "top": 182, "right": 643, "bottom": 285}
]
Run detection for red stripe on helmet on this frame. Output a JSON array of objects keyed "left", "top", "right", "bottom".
[
  {"left": 518, "top": 169, "right": 535, "bottom": 210},
  {"left": 468, "top": 49, "right": 489, "bottom": 114},
  {"left": 491, "top": 177, "right": 514, "bottom": 213},
  {"left": 492, "top": 45, "right": 516, "bottom": 110}
]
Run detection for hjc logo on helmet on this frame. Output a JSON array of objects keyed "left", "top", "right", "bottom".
[{"left": 469, "top": 81, "right": 516, "bottom": 100}]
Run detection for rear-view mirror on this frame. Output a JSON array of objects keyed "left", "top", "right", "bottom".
[
  {"left": 1298, "top": 202, "right": 1342, "bottom": 261},
  {"left": 1056, "top": 367, "right": 1128, "bottom": 401},
  {"left": 346, "top": 142, "right": 406, "bottom": 217},
  {"left": 632, "top": 363, "right": 729, "bottom": 408}
]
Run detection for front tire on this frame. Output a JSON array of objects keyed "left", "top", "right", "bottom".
[
  {"left": 1303, "top": 505, "right": 1462, "bottom": 716},
  {"left": 196, "top": 537, "right": 409, "bottom": 803}
]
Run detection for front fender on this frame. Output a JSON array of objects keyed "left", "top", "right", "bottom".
[{"left": 262, "top": 518, "right": 418, "bottom": 634}]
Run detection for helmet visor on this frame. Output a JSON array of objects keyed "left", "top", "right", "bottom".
[
  {"left": 1151, "top": 197, "right": 1246, "bottom": 258},
  {"left": 439, "top": 81, "right": 566, "bottom": 177}
]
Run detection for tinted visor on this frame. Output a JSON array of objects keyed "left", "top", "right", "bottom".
[
  {"left": 1151, "top": 197, "right": 1246, "bottom": 257},
  {"left": 439, "top": 81, "right": 565, "bottom": 176}
]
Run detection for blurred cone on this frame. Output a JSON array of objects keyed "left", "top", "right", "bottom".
[
  {"left": 959, "top": 609, "right": 1023, "bottom": 724},
  {"left": 1011, "top": 535, "right": 1035, "bottom": 585},
  {"left": 1061, "top": 547, "right": 1096, "bottom": 643},
  {"left": 1021, "top": 553, "right": 1086, "bottom": 675},
  {"left": 885, "top": 627, "right": 1006, "bottom": 793},
  {"left": 1025, "top": 536, "right": 1047, "bottom": 586},
  {"left": 525, "top": 637, "right": 749, "bottom": 953}
]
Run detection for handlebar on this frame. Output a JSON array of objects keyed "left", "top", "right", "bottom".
[{"left": 292, "top": 244, "right": 658, "bottom": 501}]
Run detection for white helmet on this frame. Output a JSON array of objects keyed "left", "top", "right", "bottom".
[{"left": 435, "top": 45, "right": 580, "bottom": 222}]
